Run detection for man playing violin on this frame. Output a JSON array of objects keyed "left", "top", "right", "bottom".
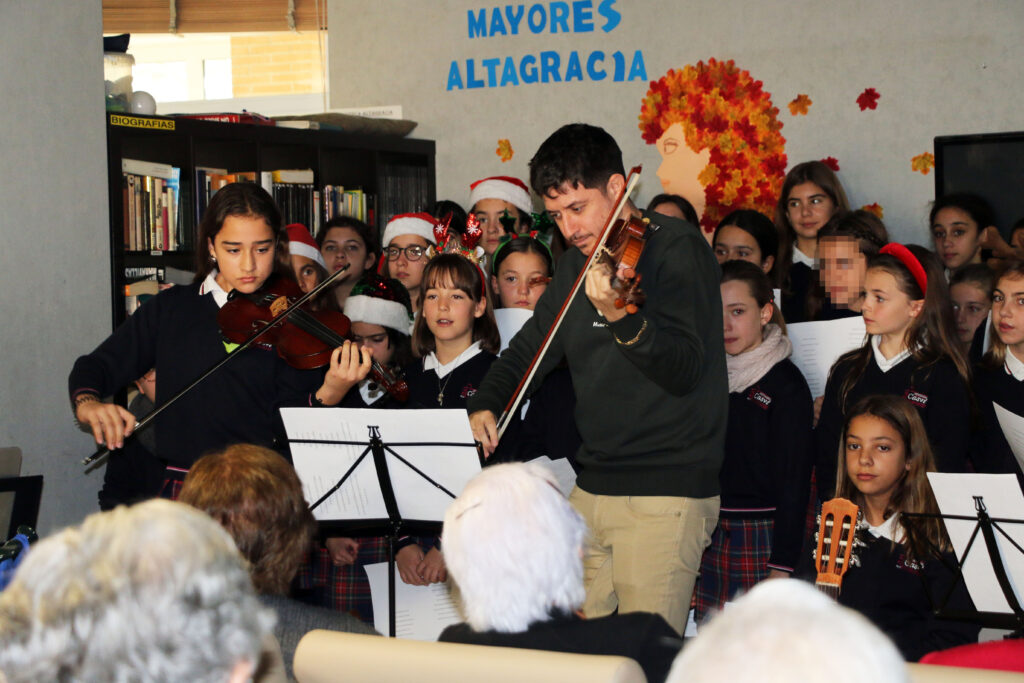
[{"left": 469, "top": 123, "right": 727, "bottom": 636}]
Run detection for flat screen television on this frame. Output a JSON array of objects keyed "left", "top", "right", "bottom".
[{"left": 935, "top": 131, "right": 1024, "bottom": 236}]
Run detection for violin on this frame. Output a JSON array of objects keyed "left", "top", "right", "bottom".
[
  {"left": 218, "top": 274, "right": 409, "bottom": 401},
  {"left": 594, "top": 214, "right": 650, "bottom": 314}
]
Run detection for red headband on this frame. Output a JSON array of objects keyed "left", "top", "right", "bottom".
[{"left": 880, "top": 243, "right": 927, "bottom": 296}]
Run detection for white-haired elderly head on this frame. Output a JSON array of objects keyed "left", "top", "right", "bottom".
[
  {"left": 0, "top": 499, "right": 272, "bottom": 683},
  {"left": 442, "top": 462, "right": 587, "bottom": 633},
  {"left": 667, "top": 579, "right": 908, "bottom": 683}
]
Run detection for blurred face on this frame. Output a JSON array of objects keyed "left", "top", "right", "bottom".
[
  {"left": 931, "top": 207, "right": 982, "bottom": 270},
  {"left": 210, "top": 215, "right": 276, "bottom": 294},
  {"left": 655, "top": 122, "right": 710, "bottom": 222},
  {"left": 721, "top": 280, "right": 771, "bottom": 356},
  {"left": 350, "top": 321, "right": 394, "bottom": 366},
  {"left": 861, "top": 269, "right": 923, "bottom": 341},
  {"left": 290, "top": 254, "right": 321, "bottom": 293},
  {"left": 543, "top": 176, "right": 623, "bottom": 257},
  {"left": 321, "top": 226, "right": 374, "bottom": 283},
  {"left": 474, "top": 198, "right": 522, "bottom": 255},
  {"left": 845, "top": 414, "right": 909, "bottom": 515},
  {"left": 818, "top": 237, "right": 867, "bottom": 308},
  {"left": 992, "top": 275, "right": 1024, "bottom": 353},
  {"left": 386, "top": 235, "right": 431, "bottom": 296},
  {"left": 950, "top": 281, "right": 991, "bottom": 345},
  {"left": 787, "top": 182, "right": 836, "bottom": 243},
  {"left": 491, "top": 250, "right": 550, "bottom": 310},
  {"left": 423, "top": 278, "right": 486, "bottom": 350},
  {"left": 713, "top": 225, "right": 772, "bottom": 272}
]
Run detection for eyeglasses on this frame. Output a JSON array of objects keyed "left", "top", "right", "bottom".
[{"left": 386, "top": 245, "right": 429, "bottom": 261}]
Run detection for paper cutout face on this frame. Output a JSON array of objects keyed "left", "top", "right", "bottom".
[{"left": 655, "top": 122, "right": 710, "bottom": 226}]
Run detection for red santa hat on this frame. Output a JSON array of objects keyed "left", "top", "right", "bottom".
[
  {"left": 343, "top": 273, "right": 414, "bottom": 335},
  {"left": 381, "top": 212, "right": 440, "bottom": 248},
  {"left": 468, "top": 176, "right": 533, "bottom": 216},
  {"left": 285, "top": 223, "right": 326, "bottom": 269}
]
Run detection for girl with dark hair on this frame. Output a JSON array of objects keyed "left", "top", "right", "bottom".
[
  {"left": 490, "top": 234, "right": 554, "bottom": 310},
  {"left": 316, "top": 216, "right": 378, "bottom": 310},
  {"left": 694, "top": 260, "right": 813, "bottom": 622},
  {"left": 468, "top": 176, "right": 534, "bottom": 258},
  {"left": 379, "top": 213, "right": 440, "bottom": 313},
  {"left": 802, "top": 394, "right": 979, "bottom": 661},
  {"left": 775, "top": 161, "right": 850, "bottom": 323},
  {"left": 712, "top": 210, "right": 778, "bottom": 282},
  {"left": 808, "top": 209, "right": 888, "bottom": 321},
  {"left": 972, "top": 261, "right": 1024, "bottom": 482},
  {"left": 949, "top": 264, "right": 994, "bottom": 358},
  {"left": 814, "top": 243, "right": 972, "bottom": 499},
  {"left": 69, "top": 182, "right": 370, "bottom": 498},
  {"left": 930, "top": 193, "right": 995, "bottom": 273},
  {"left": 646, "top": 193, "right": 699, "bottom": 227}
]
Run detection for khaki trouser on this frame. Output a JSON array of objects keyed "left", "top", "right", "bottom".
[{"left": 569, "top": 486, "right": 719, "bottom": 636}]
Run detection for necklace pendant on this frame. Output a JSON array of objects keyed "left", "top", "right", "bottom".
[{"left": 437, "top": 392, "right": 444, "bottom": 406}]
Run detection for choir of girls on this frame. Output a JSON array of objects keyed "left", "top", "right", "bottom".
[{"left": 69, "top": 149, "right": 1024, "bottom": 663}]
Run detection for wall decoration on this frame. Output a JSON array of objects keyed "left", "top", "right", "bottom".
[
  {"left": 861, "top": 203, "right": 884, "bottom": 218},
  {"left": 856, "top": 87, "right": 881, "bottom": 111},
  {"left": 911, "top": 151, "right": 935, "bottom": 175},
  {"left": 788, "top": 94, "right": 812, "bottom": 116},
  {"left": 639, "top": 58, "right": 787, "bottom": 236},
  {"left": 821, "top": 156, "right": 840, "bottom": 171},
  {"left": 496, "top": 138, "right": 514, "bottom": 162}
]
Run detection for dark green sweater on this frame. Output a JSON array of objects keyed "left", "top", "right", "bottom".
[{"left": 468, "top": 211, "right": 727, "bottom": 497}]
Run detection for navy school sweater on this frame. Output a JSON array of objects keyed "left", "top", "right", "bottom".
[{"left": 971, "top": 361, "right": 1024, "bottom": 485}]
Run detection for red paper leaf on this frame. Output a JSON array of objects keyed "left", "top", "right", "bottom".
[
  {"left": 820, "top": 156, "right": 840, "bottom": 172},
  {"left": 856, "top": 88, "right": 880, "bottom": 111}
]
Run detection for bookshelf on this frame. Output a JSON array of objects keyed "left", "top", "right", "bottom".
[{"left": 105, "top": 112, "right": 435, "bottom": 329}]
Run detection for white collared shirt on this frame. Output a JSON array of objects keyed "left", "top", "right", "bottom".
[
  {"left": 793, "top": 246, "right": 815, "bottom": 269},
  {"left": 871, "top": 335, "right": 912, "bottom": 373},
  {"left": 199, "top": 270, "right": 230, "bottom": 309},
  {"left": 423, "top": 341, "right": 483, "bottom": 378},
  {"left": 867, "top": 513, "right": 904, "bottom": 543},
  {"left": 1005, "top": 347, "right": 1024, "bottom": 381}
]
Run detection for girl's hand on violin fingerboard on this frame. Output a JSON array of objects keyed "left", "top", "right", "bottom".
[
  {"left": 584, "top": 265, "right": 627, "bottom": 323},
  {"left": 318, "top": 341, "right": 373, "bottom": 405},
  {"left": 75, "top": 398, "right": 136, "bottom": 450}
]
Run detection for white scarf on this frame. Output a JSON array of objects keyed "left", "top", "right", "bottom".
[{"left": 727, "top": 324, "right": 792, "bottom": 393}]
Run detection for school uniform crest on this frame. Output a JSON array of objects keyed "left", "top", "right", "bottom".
[
  {"left": 460, "top": 384, "right": 477, "bottom": 399},
  {"left": 903, "top": 389, "right": 928, "bottom": 408},
  {"left": 746, "top": 387, "right": 772, "bottom": 410}
]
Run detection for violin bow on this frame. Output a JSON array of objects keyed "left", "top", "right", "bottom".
[
  {"left": 81, "top": 264, "right": 350, "bottom": 467},
  {"left": 495, "top": 166, "right": 642, "bottom": 440}
]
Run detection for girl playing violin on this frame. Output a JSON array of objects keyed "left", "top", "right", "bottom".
[{"left": 69, "top": 183, "right": 370, "bottom": 497}]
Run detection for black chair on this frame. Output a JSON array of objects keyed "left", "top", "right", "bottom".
[{"left": 0, "top": 476, "right": 43, "bottom": 540}]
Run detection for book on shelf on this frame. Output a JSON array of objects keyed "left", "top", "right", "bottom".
[
  {"left": 122, "top": 159, "right": 183, "bottom": 253},
  {"left": 322, "top": 185, "right": 374, "bottom": 225},
  {"left": 264, "top": 169, "right": 319, "bottom": 231},
  {"left": 174, "top": 112, "right": 275, "bottom": 126}
]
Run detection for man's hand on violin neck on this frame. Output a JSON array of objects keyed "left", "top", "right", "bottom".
[
  {"left": 469, "top": 410, "right": 499, "bottom": 458},
  {"left": 584, "top": 265, "right": 627, "bottom": 323}
]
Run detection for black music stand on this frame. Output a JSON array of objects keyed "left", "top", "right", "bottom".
[
  {"left": 283, "top": 409, "right": 481, "bottom": 637},
  {"left": 905, "top": 495, "right": 1024, "bottom": 637}
]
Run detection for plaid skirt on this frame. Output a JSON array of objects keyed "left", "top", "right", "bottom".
[
  {"left": 693, "top": 516, "right": 774, "bottom": 624},
  {"left": 296, "top": 536, "right": 389, "bottom": 624}
]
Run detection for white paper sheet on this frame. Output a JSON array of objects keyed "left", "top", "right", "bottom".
[
  {"left": 365, "top": 562, "right": 463, "bottom": 640},
  {"left": 927, "top": 473, "right": 1024, "bottom": 613},
  {"left": 993, "top": 402, "right": 1024, "bottom": 472},
  {"left": 786, "top": 316, "right": 867, "bottom": 398},
  {"left": 528, "top": 455, "right": 578, "bottom": 498},
  {"left": 282, "top": 408, "right": 481, "bottom": 523},
  {"left": 495, "top": 307, "right": 534, "bottom": 354}
]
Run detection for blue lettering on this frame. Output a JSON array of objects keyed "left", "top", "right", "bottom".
[
  {"left": 468, "top": 9, "right": 487, "bottom": 38},
  {"left": 612, "top": 50, "right": 625, "bottom": 81},
  {"left": 520, "top": 54, "right": 539, "bottom": 83},
  {"left": 489, "top": 8, "right": 508, "bottom": 36},
  {"left": 550, "top": 2, "right": 570, "bottom": 32},
  {"left": 598, "top": 0, "right": 620, "bottom": 32},
  {"left": 586, "top": 51, "right": 606, "bottom": 80},
  {"left": 540, "top": 50, "right": 561, "bottom": 83},
  {"left": 564, "top": 51, "right": 583, "bottom": 81},
  {"left": 500, "top": 56, "right": 520, "bottom": 86},
  {"left": 504, "top": 4, "right": 525, "bottom": 34},
  {"left": 446, "top": 61, "right": 464, "bottom": 90},
  {"left": 466, "top": 59, "right": 486, "bottom": 89},
  {"left": 572, "top": 1, "right": 594, "bottom": 31},
  {"left": 527, "top": 4, "right": 546, "bottom": 33},
  {"left": 627, "top": 50, "right": 647, "bottom": 81},
  {"left": 482, "top": 57, "right": 501, "bottom": 86}
]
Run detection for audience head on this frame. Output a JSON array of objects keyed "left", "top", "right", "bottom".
[
  {"left": 930, "top": 193, "right": 994, "bottom": 271},
  {"left": 713, "top": 209, "right": 779, "bottom": 280},
  {"left": 815, "top": 209, "right": 888, "bottom": 310},
  {"left": 667, "top": 579, "right": 907, "bottom": 683},
  {"left": 720, "top": 259, "right": 784, "bottom": 356},
  {"left": 949, "top": 263, "right": 994, "bottom": 346},
  {"left": 0, "top": 499, "right": 270, "bottom": 683},
  {"left": 490, "top": 234, "right": 554, "bottom": 310},
  {"left": 442, "top": 462, "right": 586, "bottom": 633},
  {"left": 985, "top": 260, "right": 1024, "bottom": 368},
  {"left": 178, "top": 444, "right": 316, "bottom": 595},
  {"left": 647, "top": 193, "right": 699, "bottom": 227}
]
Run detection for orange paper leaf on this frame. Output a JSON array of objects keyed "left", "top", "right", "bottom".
[
  {"left": 911, "top": 152, "right": 935, "bottom": 175},
  {"left": 788, "top": 94, "right": 812, "bottom": 116},
  {"left": 496, "top": 139, "right": 514, "bottom": 162},
  {"left": 861, "top": 203, "right": 884, "bottom": 218}
]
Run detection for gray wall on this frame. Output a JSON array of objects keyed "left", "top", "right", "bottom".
[{"left": 0, "top": 0, "right": 109, "bottom": 533}]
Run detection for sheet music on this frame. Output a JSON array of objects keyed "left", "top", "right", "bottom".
[
  {"left": 993, "top": 402, "right": 1024, "bottom": 472},
  {"left": 365, "top": 562, "right": 463, "bottom": 640},
  {"left": 927, "top": 473, "right": 1024, "bottom": 613},
  {"left": 282, "top": 408, "right": 481, "bottom": 524},
  {"left": 528, "top": 455, "right": 578, "bottom": 498},
  {"left": 786, "top": 316, "right": 866, "bottom": 397},
  {"left": 495, "top": 307, "right": 534, "bottom": 354}
]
